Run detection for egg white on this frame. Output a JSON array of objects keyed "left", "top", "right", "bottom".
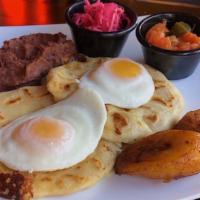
[
  {"left": 80, "top": 58, "right": 155, "bottom": 109},
  {"left": 0, "top": 88, "right": 107, "bottom": 172}
]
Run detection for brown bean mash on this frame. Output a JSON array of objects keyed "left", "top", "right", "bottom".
[{"left": 0, "top": 33, "right": 76, "bottom": 92}]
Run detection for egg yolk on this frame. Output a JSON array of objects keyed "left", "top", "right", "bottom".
[
  {"left": 110, "top": 59, "right": 141, "bottom": 78},
  {"left": 30, "top": 118, "right": 64, "bottom": 139},
  {"left": 12, "top": 117, "right": 75, "bottom": 153}
]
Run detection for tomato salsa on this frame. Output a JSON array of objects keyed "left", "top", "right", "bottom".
[{"left": 146, "top": 20, "right": 200, "bottom": 51}]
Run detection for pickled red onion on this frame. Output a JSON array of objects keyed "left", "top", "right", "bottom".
[{"left": 72, "top": 0, "right": 131, "bottom": 32}]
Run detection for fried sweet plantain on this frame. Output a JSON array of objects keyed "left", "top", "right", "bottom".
[
  {"left": 174, "top": 109, "right": 200, "bottom": 132},
  {"left": 115, "top": 130, "right": 200, "bottom": 181}
]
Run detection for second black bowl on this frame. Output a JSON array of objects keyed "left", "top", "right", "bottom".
[{"left": 136, "top": 12, "right": 200, "bottom": 80}]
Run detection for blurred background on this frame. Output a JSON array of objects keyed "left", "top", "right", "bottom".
[{"left": 0, "top": 0, "right": 199, "bottom": 26}]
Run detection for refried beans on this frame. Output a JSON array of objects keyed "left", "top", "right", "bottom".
[{"left": 0, "top": 33, "right": 76, "bottom": 92}]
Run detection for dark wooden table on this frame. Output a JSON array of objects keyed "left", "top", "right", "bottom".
[{"left": 0, "top": 0, "right": 199, "bottom": 26}]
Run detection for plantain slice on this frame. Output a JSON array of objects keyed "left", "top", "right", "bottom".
[
  {"left": 174, "top": 109, "right": 200, "bottom": 132},
  {"left": 115, "top": 130, "right": 200, "bottom": 181}
]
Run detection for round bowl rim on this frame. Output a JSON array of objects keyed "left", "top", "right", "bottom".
[
  {"left": 65, "top": 0, "right": 138, "bottom": 37},
  {"left": 136, "top": 12, "right": 200, "bottom": 56}
]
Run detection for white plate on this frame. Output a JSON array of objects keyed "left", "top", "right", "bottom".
[{"left": 0, "top": 17, "right": 200, "bottom": 200}]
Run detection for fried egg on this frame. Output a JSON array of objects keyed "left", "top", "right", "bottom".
[
  {"left": 0, "top": 88, "right": 106, "bottom": 172},
  {"left": 80, "top": 58, "right": 155, "bottom": 108}
]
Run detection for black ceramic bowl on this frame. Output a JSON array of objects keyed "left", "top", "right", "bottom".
[
  {"left": 136, "top": 12, "right": 200, "bottom": 80},
  {"left": 66, "top": 0, "right": 137, "bottom": 57}
]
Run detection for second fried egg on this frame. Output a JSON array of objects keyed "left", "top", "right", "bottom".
[{"left": 80, "top": 58, "right": 155, "bottom": 108}]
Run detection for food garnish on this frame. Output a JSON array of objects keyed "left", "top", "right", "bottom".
[
  {"left": 146, "top": 20, "right": 200, "bottom": 51},
  {"left": 72, "top": 0, "right": 131, "bottom": 32},
  {"left": 171, "top": 21, "right": 191, "bottom": 37}
]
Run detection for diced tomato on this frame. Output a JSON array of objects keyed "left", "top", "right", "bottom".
[
  {"left": 180, "top": 32, "right": 200, "bottom": 44},
  {"left": 146, "top": 22, "right": 168, "bottom": 42},
  {"left": 158, "top": 37, "right": 172, "bottom": 50},
  {"left": 177, "top": 42, "right": 191, "bottom": 51},
  {"left": 146, "top": 22, "right": 172, "bottom": 50}
]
